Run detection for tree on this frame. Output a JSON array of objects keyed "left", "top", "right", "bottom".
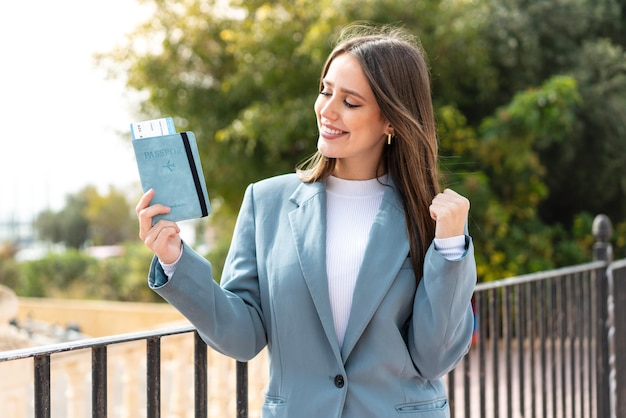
[
  {"left": 84, "top": 186, "right": 137, "bottom": 246},
  {"left": 481, "top": 0, "right": 626, "bottom": 225},
  {"left": 98, "top": 0, "right": 626, "bottom": 279},
  {"left": 34, "top": 186, "right": 136, "bottom": 249},
  {"left": 98, "top": 0, "right": 472, "bottom": 209},
  {"left": 35, "top": 191, "right": 90, "bottom": 249},
  {"left": 34, "top": 209, "right": 64, "bottom": 245}
]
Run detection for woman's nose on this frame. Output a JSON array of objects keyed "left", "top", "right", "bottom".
[{"left": 320, "top": 97, "right": 338, "bottom": 120}]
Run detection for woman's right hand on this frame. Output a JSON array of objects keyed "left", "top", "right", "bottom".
[{"left": 136, "top": 189, "right": 182, "bottom": 264}]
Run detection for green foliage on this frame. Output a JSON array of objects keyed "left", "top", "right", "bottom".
[
  {"left": 19, "top": 250, "right": 94, "bottom": 297},
  {"left": 0, "top": 243, "right": 23, "bottom": 291},
  {"left": 34, "top": 186, "right": 137, "bottom": 249},
  {"left": 95, "top": 0, "right": 626, "bottom": 282},
  {"left": 10, "top": 243, "right": 162, "bottom": 302},
  {"left": 481, "top": 0, "right": 626, "bottom": 226},
  {"left": 57, "top": 193, "right": 90, "bottom": 249},
  {"left": 81, "top": 243, "right": 161, "bottom": 302},
  {"left": 554, "top": 38, "right": 626, "bottom": 223},
  {"left": 84, "top": 186, "right": 138, "bottom": 246},
  {"left": 466, "top": 76, "right": 585, "bottom": 279},
  {"left": 479, "top": 75, "right": 581, "bottom": 214},
  {"left": 615, "top": 221, "right": 626, "bottom": 258},
  {"left": 435, "top": 77, "right": 589, "bottom": 280}
]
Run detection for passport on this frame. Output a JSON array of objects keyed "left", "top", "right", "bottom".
[{"left": 131, "top": 118, "right": 211, "bottom": 224}]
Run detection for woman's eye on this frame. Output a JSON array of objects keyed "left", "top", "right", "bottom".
[{"left": 319, "top": 90, "right": 360, "bottom": 109}]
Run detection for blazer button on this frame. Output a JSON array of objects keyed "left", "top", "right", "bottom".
[{"left": 334, "top": 374, "right": 345, "bottom": 388}]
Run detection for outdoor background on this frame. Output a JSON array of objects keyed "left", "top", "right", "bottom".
[
  {"left": 1, "top": 0, "right": 625, "bottom": 303},
  {"left": 1, "top": 0, "right": 150, "bottom": 220}
]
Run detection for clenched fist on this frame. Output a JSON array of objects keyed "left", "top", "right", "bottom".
[{"left": 429, "top": 189, "right": 470, "bottom": 239}]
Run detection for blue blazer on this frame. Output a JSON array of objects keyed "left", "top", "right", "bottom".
[{"left": 149, "top": 173, "right": 477, "bottom": 418}]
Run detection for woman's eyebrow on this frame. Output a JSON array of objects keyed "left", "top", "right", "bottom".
[{"left": 322, "top": 79, "right": 366, "bottom": 101}]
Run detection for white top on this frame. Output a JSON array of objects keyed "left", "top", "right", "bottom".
[{"left": 325, "top": 175, "right": 386, "bottom": 347}]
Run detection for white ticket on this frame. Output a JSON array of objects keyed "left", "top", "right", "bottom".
[{"left": 130, "top": 117, "right": 176, "bottom": 139}]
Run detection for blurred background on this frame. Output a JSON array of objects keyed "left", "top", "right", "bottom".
[
  {"left": 1, "top": 0, "right": 148, "bottom": 223},
  {"left": 2, "top": 3, "right": 624, "bottom": 415},
  {"left": 1, "top": 0, "right": 625, "bottom": 304}
]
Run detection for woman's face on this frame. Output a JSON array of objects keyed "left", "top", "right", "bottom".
[{"left": 314, "top": 53, "right": 391, "bottom": 180}]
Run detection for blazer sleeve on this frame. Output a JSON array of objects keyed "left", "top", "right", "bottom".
[
  {"left": 147, "top": 184, "right": 267, "bottom": 361},
  {"left": 407, "top": 235, "right": 477, "bottom": 380}
]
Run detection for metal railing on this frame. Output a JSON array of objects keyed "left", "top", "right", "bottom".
[
  {"left": 3, "top": 257, "right": 623, "bottom": 417},
  {"left": 443, "top": 213, "right": 625, "bottom": 418},
  {"left": 608, "top": 258, "right": 626, "bottom": 417},
  {"left": 2, "top": 217, "right": 624, "bottom": 418},
  {"left": 0, "top": 325, "right": 249, "bottom": 418},
  {"left": 447, "top": 260, "right": 613, "bottom": 418}
]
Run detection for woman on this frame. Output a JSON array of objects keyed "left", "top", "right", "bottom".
[{"left": 137, "top": 23, "right": 476, "bottom": 418}]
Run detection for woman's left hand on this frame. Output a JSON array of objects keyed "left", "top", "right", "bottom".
[{"left": 429, "top": 189, "right": 470, "bottom": 238}]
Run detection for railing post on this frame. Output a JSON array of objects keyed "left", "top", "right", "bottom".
[
  {"left": 92, "top": 346, "right": 107, "bottom": 418},
  {"left": 33, "top": 355, "right": 51, "bottom": 418},
  {"left": 194, "top": 332, "right": 208, "bottom": 418},
  {"left": 146, "top": 337, "right": 161, "bottom": 418},
  {"left": 592, "top": 214, "right": 613, "bottom": 418},
  {"left": 236, "top": 361, "right": 248, "bottom": 418},
  {"left": 611, "top": 261, "right": 626, "bottom": 418}
]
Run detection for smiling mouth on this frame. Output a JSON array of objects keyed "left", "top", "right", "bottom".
[{"left": 321, "top": 125, "right": 346, "bottom": 135}]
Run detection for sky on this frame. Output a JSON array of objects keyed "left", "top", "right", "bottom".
[{"left": 1, "top": 0, "right": 152, "bottom": 222}]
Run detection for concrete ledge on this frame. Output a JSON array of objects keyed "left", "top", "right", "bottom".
[{"left": 16, "top": 297, "right": 188, "bottom": 337}]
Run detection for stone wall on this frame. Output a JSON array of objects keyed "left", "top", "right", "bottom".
[{"left": 16, "top": 297, "right": 189, "bottom": 337}]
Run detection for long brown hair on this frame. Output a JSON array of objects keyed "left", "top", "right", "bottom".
[{"left": 298, "top": 23, "right": 439, "bottom": 281}]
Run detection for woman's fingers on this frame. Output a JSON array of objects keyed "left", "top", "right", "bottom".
[
  {"left": 429, "top": 189, "right": 470, "bottom": 238},
  {"left": 134, "top": 189, "right": 182, "bottom": 262}
]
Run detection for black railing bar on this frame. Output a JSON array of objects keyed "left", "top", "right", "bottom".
[
  {"left": 194, "top": 331, "right": 208, "bottom": 418},
  {"left": 596, "top": 258, "right": 612, "bottom": 418},
  {"left": 610, "top": 264, "right": 626, "bottom": 417},
  {"left": 557, "top": 277, "right": 567, "bottom": 418},
  {"left": 475, "top": 261, "right": 606, "bottom": 291},
  {"left": 463, "top": 348, "right": 471, "bottom": 418},
  {"left": 34, "top": 354, "right": 51, "bottom": 418},
  {"left": 587, "top": 274, "right": 596, "bottom": 418},
  {"left": 579, "top": 272, "right": 593, "bottom": 416},
  {"left": 516, "top": 283, "right": 525, "bottom": 417},
  {"left": 0, "top": 323, "right": 197, "bottom": 362},
  {"left": 528, "top": 282, "right": 536, "bottom": 418},
  {"left": 146, "top": 336, "right": 161, "bottom": 418},
  {"left": 236, "top": 361, "right": 248, "bottom": 418},
  {"left": 503, "top": 288, "right": 512, "bottom": 418},
  {"left": 490, "top": 288, "right": 500, "bottom": 417},
  {"left": 562, "top": 275, "right": 583, "bottom": 415},
  {"left": 537, "top": 281, "right": 548, "bottom": 417},
  {"left": 92, "top": 346, "right": 107, "bottom": 418},
  {"left": 549, "top": 280, "right": 557, "bottom": 418},
  {"left": 448, "top": 366, "right": 455, "bottom": 416},
  {"left": 477, "top": 292, "right": 487, "bottom": 418}
]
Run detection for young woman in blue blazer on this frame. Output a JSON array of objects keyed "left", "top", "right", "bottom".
[{"left": 137, "top": 23, "right": 477, "bottom": 418}]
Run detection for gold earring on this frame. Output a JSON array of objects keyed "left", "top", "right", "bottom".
[{"left": 387, "top": 133, "right": 392, "bottom": 145}]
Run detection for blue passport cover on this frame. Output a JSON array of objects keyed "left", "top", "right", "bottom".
[{"left": 132, "top": 131, "right": 211, "bottom": 224}]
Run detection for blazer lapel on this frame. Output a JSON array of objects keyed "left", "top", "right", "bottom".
[
  {"left": 288, "top": 181, "right": 343, "bottom": 361},
  {"left": 340, "top": 181, "right": 410, "bottom": 360}
]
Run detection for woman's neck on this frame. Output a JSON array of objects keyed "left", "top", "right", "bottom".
[{"left": 332, "top": 160, "right": 386, "bottom": 180}]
